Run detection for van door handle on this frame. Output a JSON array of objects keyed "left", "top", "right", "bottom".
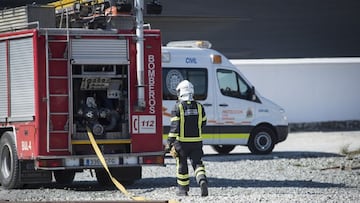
[
  {"left": 203, "top": 103, "right": 212, "bottom": 107},
  {"left": 219, "top": 103, "right": 228, "bottom": 107}
]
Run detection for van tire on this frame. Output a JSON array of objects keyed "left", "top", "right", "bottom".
[
  {"left": 211, "top": 145, "right": 235, "bottom": 154},
  {"left": 248, "top": 126, "right": 275, "bottom": 154},
  {"left": 0, "top": 131, "right": 22, "bottom": 189}
]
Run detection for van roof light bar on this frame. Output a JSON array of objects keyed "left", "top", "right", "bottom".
[{"left": 166, "top": 40, "right": 212, "bottom": 49}]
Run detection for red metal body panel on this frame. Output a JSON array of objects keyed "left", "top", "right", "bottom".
[
  {"left": 36, "top": 32, "right": 70, "bottom": 156},
  {"left": 0, "top": 5, "right": 164, "bottom": 188},
  {"left": 0, "top": 30, "right": 37, "bottom": 159},
  {"left": 130, "top": 30, "right": 163, "bottom": 153},
  {"left": 14, "top": 123, "right": 37, "bottom": 159},
  {"left": 1, "top": 28, "right": 163, "bottom": 166}
]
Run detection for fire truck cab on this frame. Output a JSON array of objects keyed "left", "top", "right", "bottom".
[{"left": 0, "top": 1, "right": 164, "bottom": 189}]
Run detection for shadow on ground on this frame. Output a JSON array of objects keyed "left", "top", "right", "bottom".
[
  {"left": 201, "top": 151, "right": 342, "bottom": 162},
  {"left": 131, "top": 176, "right": 347, "bottom": 189},
  {"left": 21, "top": 175, "right": 346, "bottom": 191},
  {"left": 19, "top": 151, "right": 344, "bottom": 191}
]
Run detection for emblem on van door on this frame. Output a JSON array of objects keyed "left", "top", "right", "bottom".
[
  {"left": 166, "top": 69, "right": 184, "bottom": 95},
  {"left": 246, "top": 108, "right": 253, "bottom": 118}
]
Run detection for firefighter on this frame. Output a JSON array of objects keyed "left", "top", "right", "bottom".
[{"left": 166, "top": 80, "right": 208, "bottom": 196}]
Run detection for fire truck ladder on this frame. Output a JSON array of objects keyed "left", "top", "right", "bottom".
[{"left": 45, "top": 25, "right": 71, "bottom": 153}]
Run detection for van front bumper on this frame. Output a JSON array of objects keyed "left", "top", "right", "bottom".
[{"left": 275, "top": 125, "right": 289, "bottom": 143}]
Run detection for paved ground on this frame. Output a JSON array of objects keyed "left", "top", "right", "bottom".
[
  {"left": 1, "top": 131, "right": 359, "bottom": 202},
  {"left": 204, "top": 131, "right": 360, "bottom": 155}
]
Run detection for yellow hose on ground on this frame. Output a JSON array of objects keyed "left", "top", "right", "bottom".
[{"left": 86, "top": 127, "right": 179, "bottom": 203}]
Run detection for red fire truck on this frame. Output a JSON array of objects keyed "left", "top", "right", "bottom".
[{"left": 0, "top": 0, "right": 164, "bottom": 189}]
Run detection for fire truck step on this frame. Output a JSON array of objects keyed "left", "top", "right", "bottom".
[
  {"left": 48, "top": 57, "right": 67, "bottom": 60},
  {"left": 71, "top": 139, "right": 131, "bottom": 145},
  {"left": 49, "top": 76, "right": 68, "bottom": 79},
  {"left": 49, "top": 112, "right": 69, "bottom": 115},
  {"left": 48, "top": 39, "right": 69, "bottom": 43}
]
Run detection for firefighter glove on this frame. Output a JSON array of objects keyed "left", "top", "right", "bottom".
[
  {"left": 164, "top": 144, "right": 171, "bottom": 153},
  {"left": 170, "top": 146, "right": 178, "bottom": 158}
]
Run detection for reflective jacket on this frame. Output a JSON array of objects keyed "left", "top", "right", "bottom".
[{"left": 168, "top": 100, "right": 207, "bottom": 143}]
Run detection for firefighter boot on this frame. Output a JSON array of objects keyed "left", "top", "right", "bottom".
[
  {"left": 195, "top": 165, "right": 208, "bottom": 197},
  {"left": 199, "top": 179, "right": 208, "bottom": 197},
  {"left": 196, "top": 173, "right": 208, "bottom": 197},
  {"left": 176, "top": 185, "right": 189, "bottom": 196}
]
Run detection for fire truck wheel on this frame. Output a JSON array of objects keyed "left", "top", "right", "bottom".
[
  {"left": 53, "top": 170, "right": 76, "bottom": 185},
  {"left": 211, "top": 145, "right": 235, "bottom": 154},
  {"left": 95, "top": 169, "right": 111, "bottom": 186},
  {"left": 248, "top": 126, "right": 276, "bottom": 155},
  {"left": 0, "top": 131, "right": 22, "bottom": 189},
  {"left": 95, "top": 167, "right": 141, "bottom": 186}
]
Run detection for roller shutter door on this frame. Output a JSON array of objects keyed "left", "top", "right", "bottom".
[
  {"left": 71, "top": 39, "right": 128, "bottom": 65},
  {"left": 9, "top": 37, "right": 35, "bottom": 121},
  {"left": 0, "top": 41, "right": 7, "bottom": 121}
]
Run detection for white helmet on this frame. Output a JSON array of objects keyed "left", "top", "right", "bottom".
[{"left": 176, "top": 80, "right": 194, "bottom": 101}]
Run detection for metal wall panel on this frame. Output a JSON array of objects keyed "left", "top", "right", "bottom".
[
  {"left": 0, "top": 41, "right": 7, "bottom": 121},
  {"left": 0, "top": 5, "right": 55, "bottom": 33},
  {"left": 9, "top": 37, "right": 35, "bottom": 120},
  {"left": 71, "top": 39, "right": 128, "bottom": 64},
  {"left": 0, "top": 6, "right": 27, "bottom": 32}
]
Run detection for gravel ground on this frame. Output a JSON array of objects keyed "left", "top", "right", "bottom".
[{"left": 1, "top": 131, "right": 360, "bottom": 203}]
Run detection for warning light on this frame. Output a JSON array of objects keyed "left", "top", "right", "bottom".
[
  {"left": 37, "top": 159, "right": 63, "bottom": 168},
  {"left": 141, "top": 156, "right": 164, "bottom": 165},
  {"left": 211, "top": 55, "right": 222, "bottom": 64}
]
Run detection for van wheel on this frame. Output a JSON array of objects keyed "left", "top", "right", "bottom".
[
  {"left": 211, "top": 145, "right": 235, "bottom": 154},
  {"left": 0, "top": 132, "right": 22, "bottom": 189},
  {"left": 248, "top": 126, "right": 275, "bottom": 154},
  {"left": 54, "top": 170, "right": 76, "bottom": 185}
]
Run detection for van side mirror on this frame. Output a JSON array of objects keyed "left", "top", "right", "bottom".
[{"left": 251, "top": 86, "right": 257, "bottom": 101}]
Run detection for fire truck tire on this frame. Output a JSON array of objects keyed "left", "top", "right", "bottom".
[
  {"left": 95, "top": 166, "right": 141, "bottom": 186},
  {"left": 53, "top": 170, "right": 76, "bottom": 185},
  {"left": 211, "top": 145, "right": 235, "bottom": 154},
  {"left": 0, "top": 131, "right": 22, "bottom": 189},
  {"left": 95, "top": 169, "right": 109, "bottom": 186},
  {"left": 248, "top": 126, "right": 275, "bottom": 155}
]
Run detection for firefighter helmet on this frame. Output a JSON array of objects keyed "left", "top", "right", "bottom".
[{"left": 176, "top": 80, "right": 194, "bottom": 101}]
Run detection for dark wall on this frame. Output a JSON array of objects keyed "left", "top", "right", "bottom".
[
  {"left": 0, "top": 0, "right": 55, "bottom": 8},
  {"left": 2, "top": 0, "right": 360, "bottom": 59},
  {"left": 144, "top": 0, "right": 360, "bottom": 59}
]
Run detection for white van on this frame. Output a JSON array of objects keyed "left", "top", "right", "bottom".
[{"left": 161, "top": 41, "right": 288, "bottom": 154}]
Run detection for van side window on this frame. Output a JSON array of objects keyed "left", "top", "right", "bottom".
[
  {"left": 163, "top": 68, "right": 208, "bottom": 100},
  {"left": 217, "top": 69, "right": 251, "bottom": 100}
]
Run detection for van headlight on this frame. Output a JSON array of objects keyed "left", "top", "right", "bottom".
[{"left": 279, "top": 108, "right": 287, "bottom": 121}]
